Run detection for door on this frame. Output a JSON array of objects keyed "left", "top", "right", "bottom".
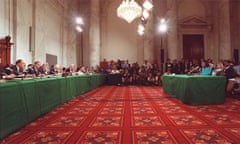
[{"left": 183, "top": 34, "right": 204, "bottom": 60}]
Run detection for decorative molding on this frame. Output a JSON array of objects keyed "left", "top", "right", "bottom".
[{"left": 179, "top": 15, "right": 211, "bottom": 30}]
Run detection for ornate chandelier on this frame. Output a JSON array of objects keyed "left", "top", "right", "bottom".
[{"left": 117, "top": 0, "right": 142, "bottom": 23}]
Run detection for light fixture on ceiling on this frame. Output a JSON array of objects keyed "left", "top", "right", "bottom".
[
  {"left": 137, "top": 24, "right": 145, "bottom": 35},
  {"left": 117, "top": 0, "right": 142, "bottom": 23},
  {"left": 137, "top": 0, "right": 153, "bottom": 35},
  {"left": 143, "top": 0, "right": 153, "bottom": 11},
  {"left": 142, "top": 9, "right": 150, "bottom": 19}
]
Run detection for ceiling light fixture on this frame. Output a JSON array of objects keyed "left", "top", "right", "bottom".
[
  {"left": 143, "top": 0, "right": 153, "bottom": 11},
  {"left": 117, "top": 0, "right": 142, "bottom": 23}
]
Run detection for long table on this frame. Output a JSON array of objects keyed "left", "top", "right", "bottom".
[
  {"left": 162, "top": 74, "right": 226, "bottom": 105},
  {"left": 0, "top": 74, "right": 106, "bottom": 139}
]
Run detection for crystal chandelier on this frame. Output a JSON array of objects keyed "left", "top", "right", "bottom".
[{"left": 117, "top": 0, "right": 142, "bottom": 23}]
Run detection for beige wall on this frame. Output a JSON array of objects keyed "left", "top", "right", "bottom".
[
  {"left": 0, "top": 0, "right": 79, "bottom": 67},
  {"left": 101, "top": 0, "right": 145, "bottom": 64},
  {"left": 100, "top": 0, "right": 156, "bottom": 64},
  {"left": 15, "top": 0, "right": 33, "bottom": 64},
  {"left": 0, "top": 0, "right": 12, "bottom": 37},
  {"left": 35, "top": 0, "right": 62, "bottom": 64}
]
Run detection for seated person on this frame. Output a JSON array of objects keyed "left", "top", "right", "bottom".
[
  {"left": 227, "top": 77, "right": 240, "bottom": 96},
  {"left": 224, "top": 60, "right": 237, "bottom": 94},
  {"left": 154, "top": 71, "right": 162, "bottom": 86},
  {"left": 146, "top": 72, "right": 155, "bottom": 86},
  {"left": 121, "top": 69, "right": 132, "bottom": 85},
  {"left": 199, "top": 60, "right": 212, "bottom": 75},
  {"left": 50, "top": 64, "right": 62, "bottom": 75},
  {"left": 188, "top": 62, "right": 200, "bottom": 75},
  {"left": 224, "top": 60, "right": 236, "bottom": 80},
  {"left": 0, "top": 67, "right": 7, "bottom": 79},
  {"left": 211, "top": 62, "right": 224, "bottom": 76},
  {"left": 66, "top": 64, "right": 77, "bottom": 75},
  {"left": 6, "top": 59, "right": 25, "bottom": 77},
  {"left": 29, "top": 61, "right": 42, "bottom": 77},
  {"left": 110, "top": 64, "right": 120, "bottom": 74},
  {"left": 39, "top": 63, "right": 50, "bottom": 75}
]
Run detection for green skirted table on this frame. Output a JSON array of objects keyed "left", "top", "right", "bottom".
[
  {"left": 0, "top": 74, "right": 106, "bottom": 140},
  {"left": 162, "top": 74, "right": 227, "bottom": 105}
]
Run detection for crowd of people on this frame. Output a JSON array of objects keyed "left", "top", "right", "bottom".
[
  {"left": 1, "top": 58, "right": 240, "bottom": 96},
  {"left": 100, "top": 59, "right": 162, "bottom": 86},
  {"left": 99, "top": 58, "right": 240, "bottom": 96}
]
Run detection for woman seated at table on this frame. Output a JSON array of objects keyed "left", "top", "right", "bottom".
[
  {"left": 211, "top": 61, "right": 224, "bottom": 76},
  {"left": 199, "top": 60, "right": 212, "bottom": 75}
]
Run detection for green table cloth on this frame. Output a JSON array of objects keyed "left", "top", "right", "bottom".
[
  {"left": 162, "top": 74, "right": 227, "bottom": 105},
  {"left": 0, "top": 74, "right": 106, "bottom": 139}
]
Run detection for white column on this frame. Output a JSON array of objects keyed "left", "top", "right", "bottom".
[
  {"left": 144, "top": 15, "right": 154, "bottom": 63},
  {"left": 89, "top": 0, "right": 100, "bottom": 68},
  {"left": 166, "top": 0, "right": 178, "bottom": 60},
  {"left": 219, "top": 0, "right": 231, "bottom": 60}
]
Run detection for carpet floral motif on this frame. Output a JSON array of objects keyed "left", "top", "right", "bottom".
[
  {"left": 168, "top": 115, "right": 207, "bottom": 126},
  {"left": 105, "top": 102, "right": 124, "bottom": 107},
  {"left": 2, "top": 86, "right": 240, "bottom": 143},
  {"left": 204, "top": 114, "right": 240, "bottom": 125},
  {"left": 90, "top": 116, "right": 122, "bottom": 127},
  {"left": 99, "top": 107, "right": 123, "bottom": 115},
  {"left": 160, "top": 106, "right": 187, "bottom": 113},
  {"left": 221, "top": 105, "right": 240, "bottom": 113},
  {"left": 47, "top": 116, "right": 85, "bottom": 127},
  {"left": 189, "top": 106, "right": 219, "bottom": 113},
  {"left": 132, "top": 130, "right": 177, "bottom": 144},
  {"left": 67, "top": 107, "right": 93, "bottom": 115},
  {"left": 131, "top": 101, "right": 150, "bottom": 107},
  {"left": 132, "top": 116, "right": 164, "bottom": 127},
  {"left": 21, "top": 131, "right": 72, "bottom": 144},
  {"left": 181, "top": 129, "right": 234, "bottom": 143},
  {"left": 155, "top": 100, "right": 176, "bottom": 106},
  {"left": 78, "top": 131, "right": 121, "bottom": 144},
  {"left": 132, "top": 107, "right": 156, "bottom": 115},
  {"left": 76, "top": 101, "right": 99, "bottom": 107}
]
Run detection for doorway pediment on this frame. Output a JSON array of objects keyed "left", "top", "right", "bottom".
[
  {"left": 179, "top": 16, "right": 211, "bottom": 30},
  {"left": 180, "top": 16, "right": 208, "bottom": 25}
]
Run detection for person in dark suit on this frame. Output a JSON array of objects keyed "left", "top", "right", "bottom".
[
  {"left": 7, "top": 59, "right": 25, "bottom": 76},
  {"left": 31, "top": 61, "right": 42, "bottom": 77}
]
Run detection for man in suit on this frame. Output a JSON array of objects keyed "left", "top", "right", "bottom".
[
  {"left": 31, "top": 60, "right": 42, "bottom": 77},
  {"left": 7, "top": 59, "right": 25, "bottom": 76}
]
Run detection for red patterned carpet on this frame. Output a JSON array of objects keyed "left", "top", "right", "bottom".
[{"left": 1, "top": 86, "right": 240, "bottom": 143}]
